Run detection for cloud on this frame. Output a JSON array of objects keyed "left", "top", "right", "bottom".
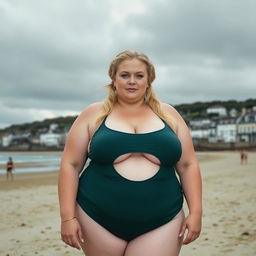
[
  {"left": 112, "top": 0, "right": 256, "bottom": 65},
  {"left": 0, "top": 0, "right": 255, "bottom": 128}
]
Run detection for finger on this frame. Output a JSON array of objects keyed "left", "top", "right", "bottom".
[
  {"left": 74, "top": 234, "right": 82, "bottom": 250},
  {"left": 61, "top": 232, "right": 78, "bottom": 249},
  {"left": 78, "top": 228, "right": 85, "bottom": 244},
  {"left": 68, "top": 233, "right": 82, "bottom": 250},
  {"left": 65, "top": 236, "right": 73, "bottom": 248},
  {"left": 183, "top": 231, "right": 193, "bottom": 245},
  {"left": 183, "top": 231, "right": 200, "bottom": 244},
  {"left": 62, "top": 235, "right": 69, "bottom": 246},
  {"left": 179, "top": 222, "right": 187, "bottom": 238},
  {"left": 191, "top": 232, "right": 200, "bottom": 242},
  {"left": 72, "top": 239, "right": 81, "bottom": 250}
]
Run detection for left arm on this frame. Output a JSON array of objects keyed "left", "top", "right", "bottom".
[{"left": 163, "top": 103, "right": 202, "bottom": 245}]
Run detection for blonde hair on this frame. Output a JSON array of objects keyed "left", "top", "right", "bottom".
[{"left": 95, "top": 50, "right": 176, "bottom": 130}]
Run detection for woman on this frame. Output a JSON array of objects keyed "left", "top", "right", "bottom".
[
  {"left": 6, "top": 156, "right": 14, "bottom": 181},
  {"left": 58, "top": 50, "right": 202, "bottom": 256}
]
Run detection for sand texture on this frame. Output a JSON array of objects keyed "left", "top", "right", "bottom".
[{"left": 0, "top": 151, "right": 255, "bottom": 256}]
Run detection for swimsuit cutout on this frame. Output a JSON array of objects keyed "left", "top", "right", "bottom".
[{"left": 77, "top": 116, "right": 184, "bottom": 241}]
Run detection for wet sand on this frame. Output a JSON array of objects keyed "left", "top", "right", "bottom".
[{"left": 0, "top": 151, "right": 255, "bottom": 255}]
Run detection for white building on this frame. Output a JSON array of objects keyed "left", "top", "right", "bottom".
[
  {"left": 229, "top": 108, "right": 238, "bottom": 118},
  {"left": 49, "top": 123, "right": 58, "bottom": 132},
  {"left": 217, "top": 119, "right": 237, "bottom": 142},
  {"left": 40, "top": 133, "right": 62, "bottom": 147},
  {"left": 2, "top": 134, "right": 13, "bottom": 147},
  {"left": 190, "top": 127, "right": 210, "bottom": 139},
  {"left": 1, "top": 133, "right": 31, "bottom": 147},
  {"left": 189, "top": 118, "right": 217, "bottom": 142},
  {"left": 189, "top": 117, "right": 211, "bottom": 127},
  {"left": 207, "top": 105, "right": 227, "bottom": 117},
  {"left": 237, "top": 111, "right": 256, "bottom": 143}
]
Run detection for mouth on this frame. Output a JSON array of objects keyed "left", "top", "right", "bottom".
[{"left": 126, "top": 88, "right": 138, "bottom": 92}]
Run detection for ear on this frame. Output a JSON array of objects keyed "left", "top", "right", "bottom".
[{"left": 111, "top": 81, "right": 116, "bottom": 90}]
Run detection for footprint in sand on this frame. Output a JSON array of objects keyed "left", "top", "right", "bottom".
[
  {"left": 229, "top": 201, "right": 240, "bottom": 206},
  {"left": 223, "top": 248, "right": 233, "bottom": 253},
  {"left": 247, "top": 216, "right": 254, "bottom": 222}
]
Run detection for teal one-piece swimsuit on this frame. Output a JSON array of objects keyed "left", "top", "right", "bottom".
[{"left": 77, "top": 116, "right": 184, "bottom": 241}]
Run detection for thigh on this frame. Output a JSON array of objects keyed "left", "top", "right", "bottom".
[
  {"left": 124, "top": 209, "right": 185, "bottom": 256},
  {"left": 76, "top": 204, "right": 128, "bottom": 256}
]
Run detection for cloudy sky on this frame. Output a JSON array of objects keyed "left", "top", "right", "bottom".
[{"left": 0, "top": 0, "right": 255, "bottom": 129}]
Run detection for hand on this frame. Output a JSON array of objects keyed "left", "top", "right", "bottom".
[
  {"left": 61, "top": 218, "right": 84, "bottom": 250},
  {"left": 179, "top": 213, "right": 202, "bottom": 245}
]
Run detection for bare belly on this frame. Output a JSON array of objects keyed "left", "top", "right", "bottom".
[{"left": 113, "top": 153, "right": 160, "bottom": 181}]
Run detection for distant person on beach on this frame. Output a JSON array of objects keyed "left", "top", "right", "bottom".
[
  {"left": 240, "top": 150, "right": 248, "bottom": 165},
  {"left": 58, "top": 50, "right": 202, "bottom": 255},
  {"left": 244, "top": 150, "right": 248, "bottom": 164},
  {"left": 240, "top": 150, "right": 244, "bottom": 164},
  {"left": 6, "top": 157, "right": 14, "bottom": 181}
]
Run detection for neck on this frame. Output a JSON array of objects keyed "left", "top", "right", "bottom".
[{"left": 116, "top": 98, "right": 147, "bottom": 110}]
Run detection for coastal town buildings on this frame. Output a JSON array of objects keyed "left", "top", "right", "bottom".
[
  {"left": 1, "top": 133, "right": 31, "bottom": 147},
  {"left": 39, "top": 124, "right": 67, "bottom": 147},
  {"left": 190, "top": 127, "right": 210, "bottom": 140},
  {"left": 189, "top": 107, "right": 256, "bottom": 145},
  {"left": 216, "top": 118, "right": 237, "bottom": 142},
  {"left": 237, "top": 111, "right": 256, "bottom": 143},
  {"left": 40, "top": 133, "right": 62, "bottom": 147},
  {"left": 189, "top": 117, "right": 211, "bottom": 128},
  {"left": 1, "top": 105, "right": 256, "bottom": 150},
  {"left": 229, "top": 108, "right": 238, "bottom": 118},
  {"left": 2, "top": 134, "right": 13, "bottom": 147},
  {"left": 206, "top": 105, "right": 227, "bottom": 117}
]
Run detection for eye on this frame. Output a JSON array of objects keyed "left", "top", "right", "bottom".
[
  {"left": 136, "top": 74, "right": 144, "bottom": 79},
  {"left": 120, "top": 73, "right": 129, "bottom": 78}
]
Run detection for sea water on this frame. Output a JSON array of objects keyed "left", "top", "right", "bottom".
[{"left": 0, "top": 152, "right": 61, "bottom": 174}]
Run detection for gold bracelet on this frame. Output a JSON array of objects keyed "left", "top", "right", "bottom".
[{"left": 61, "top": 217, "right": 76, "bottom": 223}]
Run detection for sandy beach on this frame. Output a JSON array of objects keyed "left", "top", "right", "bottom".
[{"left": 0, "top": 151, "right": 255, "bottom": 256}]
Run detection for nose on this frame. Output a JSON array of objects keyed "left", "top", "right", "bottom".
[{"left": 128, "top": 75, "right": 136, "bottom": 84}]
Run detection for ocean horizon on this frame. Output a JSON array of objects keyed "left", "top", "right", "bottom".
[
  {"left": 0, "top": 151, "right": 206, "bottom": 175},
  {"left": 0, "top": 152, "right": 61, "bottom": 174}
]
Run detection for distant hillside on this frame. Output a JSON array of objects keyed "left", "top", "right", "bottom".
[
  {"left": 0, "top": 116, "right": 77, "bottom": 135},
  {"left": 1, "top": 98, "right": 255, "bottom": 134},
  {"left": 174, "top": 98, "right": 256, "bottom": 113},
  {"left": 174, "top": 98, "right": 256, "bottom": 119}
]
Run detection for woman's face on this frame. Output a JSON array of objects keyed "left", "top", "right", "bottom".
[{"left": 113, "top": 58, "right": 149, "bottom": 103}]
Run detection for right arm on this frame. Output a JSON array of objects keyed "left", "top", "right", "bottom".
[{"left": 58, "top": 102, "right": 103, "bottom": 249}]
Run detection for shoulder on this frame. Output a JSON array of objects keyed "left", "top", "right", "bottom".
[
  {"left": 67, "top": 102, "right": 104, "bottom": 141},
  {"left": 70, "top": 101, "right": 104, "bottom": 130},
  {"left": 78, "top": 101, "right": 104, "bottom": 122},
  {"left": 161, "top": 102, "right": 182, "bottom": 122},
  {"left": 81, "top": 101, "right": 104, "bottom": 116},
  {"left": 160, "top": 102, "right": 189, "bottom": 135}
]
